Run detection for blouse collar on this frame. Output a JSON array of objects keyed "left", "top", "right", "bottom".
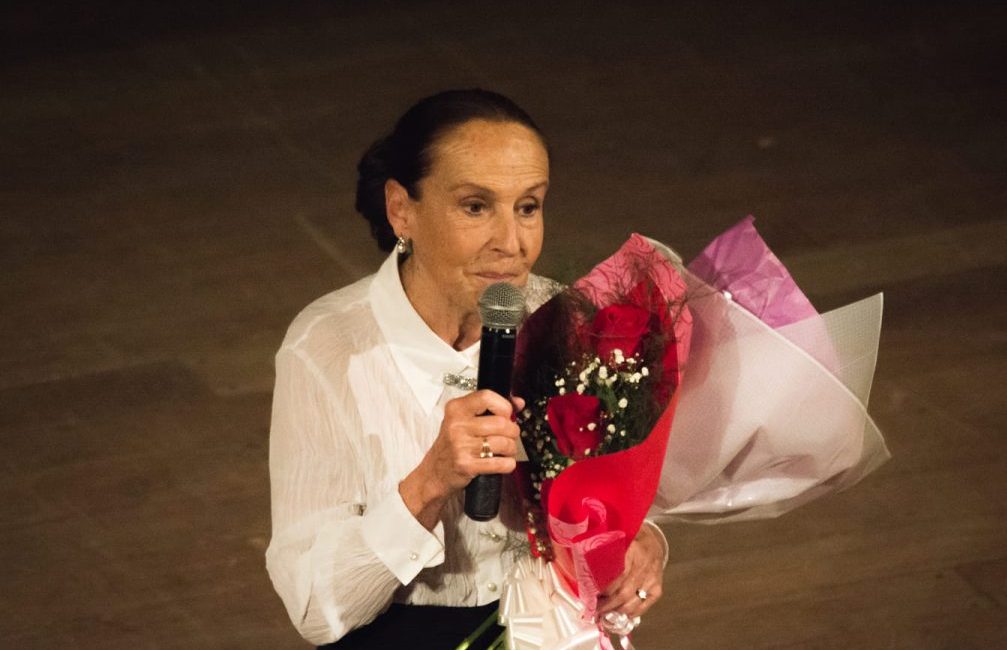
[{"left": 369, "top": 251, "right": 480, "bottom": 415}]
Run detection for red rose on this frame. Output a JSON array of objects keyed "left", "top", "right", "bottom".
[
  {"left": 547, "top": 393, "right": 603, "bottom": 459},
  {"left": 626, "top": 280, "right": 671, "bottom": 330},
  {"left": 623, "top": 280, "right": 681, "bottom": 402},
  {"left": 590, "top": 303, "right": 651, "bottom": 361}
]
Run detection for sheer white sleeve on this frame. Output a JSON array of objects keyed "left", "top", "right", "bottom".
[{"left": 265, "top": 347, "right": 445, "bottom": 645}]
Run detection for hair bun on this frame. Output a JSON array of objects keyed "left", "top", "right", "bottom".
[{"left": 355, "top": 136, "right": 398, "bottom": 252}]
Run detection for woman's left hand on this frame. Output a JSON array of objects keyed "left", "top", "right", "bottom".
[{"left": 595, "top": 523, "right": 666, "bottom": 619}]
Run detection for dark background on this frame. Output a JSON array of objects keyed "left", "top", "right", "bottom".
[{"left": 2, "top": 2, "right": 1004, "bottom": 648}]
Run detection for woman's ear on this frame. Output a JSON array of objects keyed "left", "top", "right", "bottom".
[{"left": 384, "top": 179, "right": 413, "bottom": 239}]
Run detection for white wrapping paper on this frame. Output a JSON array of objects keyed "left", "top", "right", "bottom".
[{"left": 647, "top": 242, "right": 889, "bottom": 522}]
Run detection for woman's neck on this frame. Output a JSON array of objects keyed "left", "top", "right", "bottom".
[{"left": 400, "top": 256, "right": 482, "bottom": 351}]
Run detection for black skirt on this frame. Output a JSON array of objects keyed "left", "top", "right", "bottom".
[{"left": 318, "top": 602, "right": 504, "bottom": 650}]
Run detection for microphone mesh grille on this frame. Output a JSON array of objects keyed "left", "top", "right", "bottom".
[{"left": 478, "top": 282, "right": 525, "bottom": 328}]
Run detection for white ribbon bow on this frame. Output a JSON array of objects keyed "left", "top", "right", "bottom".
[{"left": 498, "top": 556, "right": 636, "bottom": 650}]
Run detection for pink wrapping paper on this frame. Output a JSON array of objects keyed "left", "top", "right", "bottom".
[{"left": 688, "top": 215, "right": 818, "bottom": 328}]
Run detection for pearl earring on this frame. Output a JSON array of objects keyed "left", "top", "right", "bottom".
[{"left": 395, "top": 236, "right": 410, "bottom": 255}]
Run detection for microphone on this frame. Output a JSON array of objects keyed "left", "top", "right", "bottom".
[{"left": 464, "top": 282, "right": 525, "bottom": 521}]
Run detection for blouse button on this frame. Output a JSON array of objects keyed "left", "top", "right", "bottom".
[
  {"left": 487, "top": 582, "right": 498, "bottom": 592},
  {"left": 409, "top": 552, "right": 418, "bottom": 561}
]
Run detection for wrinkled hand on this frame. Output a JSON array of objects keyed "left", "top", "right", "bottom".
[
  {"left": 400, "top": 390, "right": 524, "bottom": 529},
  {"left": 596, "top": 523, "right": 666, "bottom": 618},
  {"left": 423, "top": 390, "right": 524, "bottom": 493}
]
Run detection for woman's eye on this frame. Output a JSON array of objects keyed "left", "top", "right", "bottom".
[
  {"left": 463, "top": 202, "right": 487, "bottom": 216},
  {"left": 518, "top": 203, "right": 540, "bottom": 217}
]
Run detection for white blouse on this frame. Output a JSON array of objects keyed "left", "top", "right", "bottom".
[{"left": 265, "top": 250, "right": 559, "bottom": 645}]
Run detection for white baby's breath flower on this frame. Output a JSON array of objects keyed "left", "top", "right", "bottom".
[
  {"left": 607, "top": 424, "right": 616, "bottom": 433},
  {"left": 558, "top": 387, "right": 566, "bottom": 395},
  {"left": 618, "top": 397, "right": 628, "bottom": 409},
  {"left": 613, "top": 349, "right": 625, "bottom": 364},
  {"left": 598, "top": 366, "right": 609, "bottom": 379},
  {"left": 555, "top": 378, "right": 565, "bottom": 387},
  {"left": 586, "top": 422, "right": 596, "bottom": 431},
  {"left": 640, "top": 366, "right": 649, "bottom": 377},
  {"left": 631, "top": 372, "right": 642, "bottom": 382},
  {"left": 576, "top": 384, "right": 585, "bottom": 394}
]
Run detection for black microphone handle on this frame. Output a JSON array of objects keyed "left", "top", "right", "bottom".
[
  {"left": 464, "top": 475, "right": 502, "bottom": 522},
  {"left": 464, "top": 325, "right": 517, "bottom": 521}
]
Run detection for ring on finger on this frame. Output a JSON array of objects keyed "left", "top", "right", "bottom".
[
  {"left": 636, "top": 588, "right": 648, "bottom": 601},
  {"left": 479, "top": 438, "right": 493, "bottom": 459}
]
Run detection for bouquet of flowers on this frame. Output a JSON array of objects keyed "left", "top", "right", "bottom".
[
  {"left": 486, "top": 217, "right": 889, "bottom": 650},
  {"left": 499, "top": 235, "right": 692, "bottom": 649}
]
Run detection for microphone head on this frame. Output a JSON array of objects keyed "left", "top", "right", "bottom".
[{"left": 479, "top": 282, "right": 525, "bottom": 329}]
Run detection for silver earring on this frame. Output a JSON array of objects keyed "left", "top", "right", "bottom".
[{"left": 395, "top": 236, "right": 410, "bottom": 255}]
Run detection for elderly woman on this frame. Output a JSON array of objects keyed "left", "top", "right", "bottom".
[{"left": 266, "top": 89, "right": 668, "bottom": 649}]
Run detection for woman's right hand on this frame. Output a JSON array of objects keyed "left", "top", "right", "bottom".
[{"left": 400, "top": 390, "right": 523, "bottom": 529}]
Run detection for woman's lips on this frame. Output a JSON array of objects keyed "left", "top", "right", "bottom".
[{"left": 476, "top": 271, "right": 520, "bottom": 281}]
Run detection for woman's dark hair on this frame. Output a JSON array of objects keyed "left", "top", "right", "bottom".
[{"left": 355, "top": 88, "right": 548, "bottom": 252}]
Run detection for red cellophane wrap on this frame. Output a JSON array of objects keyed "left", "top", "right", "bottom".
[
  {"left": 545, "top": 394, "right": 680, "bottom": 616},
  {"left": 516, "top": 234, "right": 693, "bottom": 617}
]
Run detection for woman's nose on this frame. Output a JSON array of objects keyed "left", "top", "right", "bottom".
[{"left": 491, "top": 212, "right": 521, "bottom": 255}]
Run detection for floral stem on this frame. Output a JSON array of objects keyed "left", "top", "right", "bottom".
[
  {"left": 487, "top": 629, "right": 508, "bottom": 650},
  {"left": 453, "top": 608, "right": 499, "bottom": 650}
]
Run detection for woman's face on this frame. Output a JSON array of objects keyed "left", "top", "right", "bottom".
[{"left": 389, "top": 119, "right": 549, "bottom": 316}]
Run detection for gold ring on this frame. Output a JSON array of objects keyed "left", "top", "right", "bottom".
[
  {"left": 636, "top": 588, "right": 648, "bottom": 601},
  {"left": 479, "top": 438, "right": 493, "bottom": 459}
]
